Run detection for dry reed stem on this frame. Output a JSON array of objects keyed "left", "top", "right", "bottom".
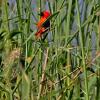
[{"left": 37, "top": 48, "right": 49, "bottom": 99}]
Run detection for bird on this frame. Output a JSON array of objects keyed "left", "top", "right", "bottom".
[{"left": 35, "top": 10, "right": 51, "bottom": 38}]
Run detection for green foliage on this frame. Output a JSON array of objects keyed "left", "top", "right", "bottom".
[{"left": 0, "top": 0, "right": 100, "bottom": 100}]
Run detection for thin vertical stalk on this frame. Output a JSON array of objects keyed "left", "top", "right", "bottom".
[
  {"left": 16, "top": 0, "right": 22, "bottom": 30},
  {"left": 66, "top": 0, "right": 72, "bottom": 97},
  {"left": 16, "top": 0, "right": 23, "bottom": 45},
  {"left": 3, "top": 0, "right": 10, "bottom": 33},
  {"left": 76, "top": 0, "right": 89, "bottom": 100},
  {"left": 25, "top": 0, "right": 31, "bottom": 68},
  {"left": 3, "top": 0, "right": 11, "bottom": 54},
  {"left": 39, "top": 0, "right": 42, "bottom": 15},
  {"left": 96, "top": 13, "right": 100, "bottom": 100},
  {"left": 2, "top": 1, "right": 13, "bottom": 99},
  {"left": 95, "top": 3, "right": 100, "bottom": 100},
  {"left": 37, "top": 48, "right": 49, "bottom": 100}
]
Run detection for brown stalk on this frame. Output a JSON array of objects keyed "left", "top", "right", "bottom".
[{"left": 37, "top": 48, "right": 49, "bottom": 99}]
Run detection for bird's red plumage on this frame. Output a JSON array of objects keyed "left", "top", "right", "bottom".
[{"left": 35, "top": 11, "right": 51, "bottom": 38}]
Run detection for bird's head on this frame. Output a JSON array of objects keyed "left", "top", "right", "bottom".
[{"left": 40, "top": 10, "right": 51, "bottom": 18}]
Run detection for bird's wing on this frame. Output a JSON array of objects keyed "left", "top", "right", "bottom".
[{"left": 37, "top": 17, "right": 46, "bottom": 28}]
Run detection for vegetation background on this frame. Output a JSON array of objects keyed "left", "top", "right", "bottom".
[{"left": 0, "top": 0, "right": 100, "bottom": 100}]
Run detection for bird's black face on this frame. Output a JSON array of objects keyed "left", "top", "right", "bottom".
[{"left": 40, "top": 12, "right": 44, "bottom": 17}]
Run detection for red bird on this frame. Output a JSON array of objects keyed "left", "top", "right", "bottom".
[{"left": 35, "top": 10, "right": 51, "bottom": 38}]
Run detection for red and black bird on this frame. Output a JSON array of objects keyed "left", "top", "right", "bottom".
[{"left": 35, "top": 10, "right": 51, "bottom": 38}]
